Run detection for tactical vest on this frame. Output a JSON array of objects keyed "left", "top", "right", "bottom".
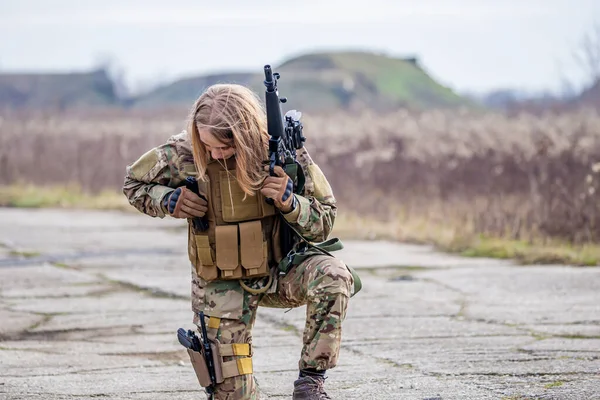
[{"left": 187, "top": 157, "right": 286, "bottom": 282}]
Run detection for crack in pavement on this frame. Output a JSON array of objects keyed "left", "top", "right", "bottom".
[
  {"left": 0, "top": 346, "right": 62, "bottom": 354},
  {"left": 95, "top": 274, "right": 189, "bottom": 301},
  {"left": 525, "top": 320, "right": 600, "bottom": 326},
  {"left": 6, "top": 308, "right": 179, "bottom": 318},
  {"left": 422, "top": 277, "right": 600, "bottom": 344},
  {"left": 420, "top": 277, "right": 469, "bottom": 296},
  {"left": 0, "top": 313, "right": 54, "bottom": 341},
  {"left": 67, "top": 389, "right": 203, "bottom": 397},
  {"left": 257, "top": 313, "right": 303, "bottom": 337},
  {"left": 1, "top": 325, "right": 142, "bottom": 342},
  {"left": 438, "top": 371, "right": 600, "bottom": 377},
  {"left": 341, "top": 343, "right": 419, "bottom": 370},
  {"left": 396, "top": 275, "right": 600, "bottom": 391},
  {"left": 0, "top": 248, "right": 179, "bottom": 268},
  {"left": 0, "top": 259, "right": 189, "bottom": 342},
  {"left": 344, "top": 334, "right": 529, "bottom": 345},
  {"left": 341, "top": 343, "right": 503, "bottom": 398},
  {"left": 344, "top": 313, "right": 459, "bottom": 319},
  {"left": 100, "top": 350, "right": 186, "bottom": 362},
  {"left": 0, "top": 363, "right": 185, "bottom": 379},
  {"left": 0, "top": 389, "right": 203, "bottom": 398},
  {"left": 503, "top": 356, "right": 573, "bottom": 363},
  {"left": 343, "top": 335, "right": 528, "bottom": 346},
  {"left": 1, "top": 286, "right": 121, "bottom": 300}
]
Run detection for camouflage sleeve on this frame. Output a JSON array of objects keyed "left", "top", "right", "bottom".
[
  {"left": 282, "top": 147, "right": 337, "bottom": 243},
  {"left": 122, "top": 131, "right": 192, "bottom": 218}
]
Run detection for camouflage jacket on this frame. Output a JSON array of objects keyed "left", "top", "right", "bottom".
[{"left": 122, "top": 130, "right": 337, "bottom": 243}]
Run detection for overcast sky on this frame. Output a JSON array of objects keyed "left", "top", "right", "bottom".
[{"left": 1, "top": 0, "right": 598, "bottom": 95}]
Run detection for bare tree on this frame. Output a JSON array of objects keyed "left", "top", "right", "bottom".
[
  {"left": 94, "top": 52, "right": 129, "bottom": 99},
  {"left": 573, "top": 22, "right": 600, "bottom": 90}
]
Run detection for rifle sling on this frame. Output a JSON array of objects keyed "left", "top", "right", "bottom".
[{"left": 276, "top": 215, "right": 362, "bottom": 297}]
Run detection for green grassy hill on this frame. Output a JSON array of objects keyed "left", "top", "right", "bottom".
[
  {"left": 277, "top": 51, "right": 466, "bottom": 110},
  {"left": 0, "top": 51, "right": 469, "bottom": 112},
  {"left": 131, "top": 51, "right": 468, "bottom": 112}
]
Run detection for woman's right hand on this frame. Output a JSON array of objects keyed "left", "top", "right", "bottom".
[{"left": 164, "top": 187, "right": 208, "bottom": 219}]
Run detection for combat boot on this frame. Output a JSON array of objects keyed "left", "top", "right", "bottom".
[{"left": 292, "top": 375, "right": 331, "bottom": 400}]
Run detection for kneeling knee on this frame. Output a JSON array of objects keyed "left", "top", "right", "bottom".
[{"left": 309, "top": 257, "right": 353, "bottom": 298}]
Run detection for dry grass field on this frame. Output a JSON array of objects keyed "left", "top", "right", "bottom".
[{"left": 2, "top": 106, "right": 600, "bottom": 265}]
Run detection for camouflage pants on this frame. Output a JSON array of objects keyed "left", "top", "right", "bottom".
[{"left": 191, "top": 254, "right": 353, "bottom": 400}]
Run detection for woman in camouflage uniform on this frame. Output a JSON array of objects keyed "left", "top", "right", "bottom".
[{"left": 123, "top": 84, "right": 354, "bottom": 400}]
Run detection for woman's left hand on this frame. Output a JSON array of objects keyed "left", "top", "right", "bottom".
[{"left": 260, "top": 165, "right": 294, "bottom": 213}]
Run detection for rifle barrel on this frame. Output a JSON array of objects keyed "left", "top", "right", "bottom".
[
  {"left": 264, "top": 66, "right": 284, "bottom": 142},
  {"left": 264, "top": 65, "right": 275, "bottom": 91}
]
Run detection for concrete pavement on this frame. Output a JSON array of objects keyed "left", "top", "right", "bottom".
[{"left": 0, "top": 208, "right": 599, "bottom": 399}]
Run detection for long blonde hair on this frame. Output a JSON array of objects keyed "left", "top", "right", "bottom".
[{"left": 188, "top": 83, "right": 270, "bottom": 196}]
